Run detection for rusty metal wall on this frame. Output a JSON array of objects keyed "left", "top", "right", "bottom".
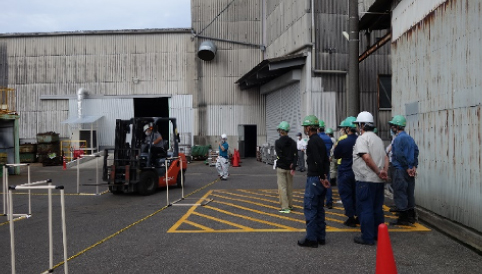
[
  {"left": 192, "top": 0, "right": 265, "bottom": 148},
  {"left": 392, "top": 0, "right": 482, "bottom": 232},
  {"left": 0, "top": 30, "right": 195, "bottom": 142}
]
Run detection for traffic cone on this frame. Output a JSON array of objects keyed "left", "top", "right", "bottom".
[
  {"left": 62, "top": 156, "right": 66, "bottom": 170},
  {"left": 232, "top": 149, "right": 240, "bottom": 167},
  {"left": 376, "top": 223, "right": 397, "bottom": 274}
]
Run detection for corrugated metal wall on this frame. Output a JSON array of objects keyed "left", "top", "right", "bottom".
[
  {"left": 392, "top": 0, "right": 482, "bottom": 232},
  {"left": 0, "top": 30, "right": 194, "bottom": 141},
  {"left": 314, "top": 1, "right": 391, "bottom": 136},
  {"left": 192, "top": 0, "right": 265, "bottom": 147}
]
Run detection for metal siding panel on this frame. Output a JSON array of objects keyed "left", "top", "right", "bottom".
[
  {"left": 170, "top": 95, "right": 194, "bottom": 146},
  {"left": 392, "top": 0, "right": 482, "bottom": 232}
]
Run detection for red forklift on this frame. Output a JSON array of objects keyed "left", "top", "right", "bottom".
[{"left": 103, "top": 117, "right": 187, "bottom": 195}]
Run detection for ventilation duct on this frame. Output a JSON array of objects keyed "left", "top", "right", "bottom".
[{"left": 197, "top": 40, "right": 217, "bottom": 61}]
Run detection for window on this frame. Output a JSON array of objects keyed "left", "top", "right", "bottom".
[{"left": 378, "top": 75, "right": 392, "bottom": 109}]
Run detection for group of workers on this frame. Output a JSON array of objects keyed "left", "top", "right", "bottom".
[{"left": 273, "top": 111, "right": 419, "bottom": 247}]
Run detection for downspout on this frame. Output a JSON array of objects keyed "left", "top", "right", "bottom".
[{"left": 311, "top": 0, "right": 315, "bottom": 70}]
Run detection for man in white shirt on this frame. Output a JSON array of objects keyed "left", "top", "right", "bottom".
[
  {"left": 296, "top": 132, "right": 307, "bottom": 172},
  {"left": 352, "top": 111, "right": 389, "bottom": 245}
]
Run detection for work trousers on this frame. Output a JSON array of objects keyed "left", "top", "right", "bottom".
[
  {"left": 356, "top": 181, "right": 385, "bottom": 244},
  {"left": 297, "top": 151, "right": 305, "bottom": 171},
  {"left": 392, "top": 168, "right": 415, "bottom": 211},
  {"left": 215, "top": 156, "right": 229, "bottom": 179},
  {"left": 338, "top": 169, "right": 357, "bottom": 217},
  {"left": 303, "top": 176, "right": 327, "bottom": 242},
  {"left": 276, "top": 168, "right": 293, "bottom": 210},
  {"left": 325, "top": 173, "right": 333, "bottom": 205}
]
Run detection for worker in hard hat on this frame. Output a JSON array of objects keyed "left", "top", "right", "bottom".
[
  {"left": 143, "top": 123, "right": 165, "bottom": 162},
  {"left": 298, "top": 115, "right": 330, "bottom": 248},
  {"left": 296, "top": 132, "right": 307, "bottom": 172},
  {"left": 334, "top": 116, "right": 359, "bottom": 227},
  {"left": 274, "top": 121, "right": 298, "bottom": 214},
  {"left": 216, "top": 133, "right": 229, "bottom": 180},
  {"left": 388, "top": 115, "right": 419, "bottom": 226},
  {"left": 317, "top": 120, "right": 334, "bottom": 209},
  {"left": 325, "top": 128, "right": 337, "bottom": 187},
  {"left": 352, "top": 111, "right": 389, "bottom": 245}
]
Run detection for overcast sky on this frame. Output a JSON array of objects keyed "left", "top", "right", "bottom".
[{"left": 1, "top": 0, "right": 191, "bottom": 34}]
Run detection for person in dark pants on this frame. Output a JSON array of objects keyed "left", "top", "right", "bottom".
[
  {"left": 352, "top": 111, "right": 389, "bottom": 245},
  {"left": 274, "top": 121, "right": 298, "bottom": 213},
  {"left": 317, "top": 120, "right": 333, "bottom": 209},
  {"left": 334, "top": 116, "right": 358, "bottom": 227},
  {"left": 296, "top": 132, "right": 307, "bottom": 172},
  {"left": 297, "top": 115, "right": 331, "bottom": 248},
  {"left": 388, "top": 115, "right": 419, "bottom": 225}
]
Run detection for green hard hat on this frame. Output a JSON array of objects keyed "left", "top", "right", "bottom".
[
  {"left": 326, "top": 128, "right": 334, "bottom": 134},
  {"left": 388, "top": 115, "right": 406, "bottom": 127},
  {"left": 277, "top": 121, "right": 290, "bottom": 132},
  {"left": 345, "top": 116, "right": 357, "bottom": 129},
  {"left": 337, "top": 119, "right": 346, "bottom": 128},
  {"left": 302, "top": 115, "right": 319, "bottom": 126},
  {"left": 319, "top": 120, "right": 326, "bottom": 128}
]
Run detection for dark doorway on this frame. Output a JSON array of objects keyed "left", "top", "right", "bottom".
[
  {"left": 134, "top": 97, "right": 169, "bottom": 144},
  {"left": 239, "top": 125, "right": 257, "bottom": 158}
]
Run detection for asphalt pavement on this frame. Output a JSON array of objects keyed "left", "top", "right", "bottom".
[{"left": 1, "top": 158, "right": 481, "bottom": 274}]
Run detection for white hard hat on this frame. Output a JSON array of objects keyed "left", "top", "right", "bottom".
[
  {"left": 221, "top": 133, "right": 227, "bottom": 139},
  {"left": 143, "top": 124, "right": 152, "bottom": 132},
  {"left": 354, "top": 111, "right": 374, "bottom": 124}
]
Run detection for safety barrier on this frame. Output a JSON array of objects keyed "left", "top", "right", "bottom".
[
  {"left": 76, "top": 154, "right": 106, "bottom": 195},
  {"left": 2, "top": 164, "right": 32, "bottom": 218},
  {"left": 8, "top": 180, "right": 69, "bottom": 274},
  {"left": 165, "top": 156, "right": 212, "bottom": 207}
]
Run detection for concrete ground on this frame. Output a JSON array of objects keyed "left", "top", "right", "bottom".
[{"left": 1, "top": 158, "right": 481, "bottom": 274}]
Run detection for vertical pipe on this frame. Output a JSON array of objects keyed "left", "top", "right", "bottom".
[
  {"left": 48, "top": 183, "right": 53, "bottom": 271},
  {"left": 9, "top": 189, "right": 15, "bottom": 274},
  {"left": 348, "top": 0, "right": 360, "bottom": 116},
  {"left": 60, "top": 189, "right": 69, "bottom": 274}
]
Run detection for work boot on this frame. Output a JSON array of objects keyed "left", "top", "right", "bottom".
[
  {"left": 343, "top": 217, "right": 357, "bottom": 227},
  {"left": 297, "top": 238, "right": 318, "bottom": 248},
  {"left": 325, "top": 202, "right": 333, "bottom": 209},
  {"left": 354, "top": 236, "right": 375, "bottom": 245},
  {"left": 390, "top": 211, "right": 411, "bottom": 226},
  {"left": 408, "top": 208, "right": 418, "bottom": 223},
  {"left": 389, "top": 206, "right": 401, "bottom": 212}
]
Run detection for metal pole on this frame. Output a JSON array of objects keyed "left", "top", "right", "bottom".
[
  {"left": 180, "top": 158, "right": 184, "bottom": 199},
  {"left": 165, "top": 159, "right": 169, "bottom": 206},
  {"left": 48, "top": 182, "right": 53, "bottom": 271},
  {"left": 9, "top": 189, "right": 15, "bottom": 274},
  {"left": 77, "top": 158, "right": 80, "bottom": 194},
  {"left": 28, "top": 165, "right": 31, "bottom": 215},
  {"left": 96, "top": 156, "right": 99, "bottom": 195},
  {"left": 60, "top": 189, "right": 69, "bottom": 274},
  {"left": 348, "top": 0, "right": 360, "bottom": 116},
  {"left": 2, "top": 165, "right": 5, "bottom": 215}
]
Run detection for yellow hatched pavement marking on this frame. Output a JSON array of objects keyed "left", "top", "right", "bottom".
[{"left": 168, "top": 189, "right": 431, "bottom": 233}]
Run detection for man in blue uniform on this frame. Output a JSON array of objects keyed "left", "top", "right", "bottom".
[
  {"left": 334, "top": 116, "right": 358, "bottom": 227},
  {"left": 317, "top": 120, "right": 334, "bottom": 209},
  {"left": 298, "top": 115, "right": 331, "bottom": 248},
  {"left": 388, "top": 115, "right": 419, "bottom": 225}
]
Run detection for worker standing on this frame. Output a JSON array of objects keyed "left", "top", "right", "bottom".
[
  {"left": 317, "top": 120, "right": 334, "bottom": 209},
  {"left": 296, "top": 132, "right": 307, "bottom": 172},
  {"left": 274, "top": 121, "right": 298, "bottom": 213},
  {"left": 216, "top": 134, "right": 229, "bottom": 180},
  {"left": 333, "top": 116, "right": 358, "bottom": 227},
  {"left": 388, "top": 115, "right": 419, "bottom": 225},
  {"left": 298, "top": 115, "right": 331, "bottom": 248},
  {"left": 326, "top": 128, "right": 337, "bottom": 187},
  {"left": 352, "top": 111, "right": 389, "bottom": 245}
]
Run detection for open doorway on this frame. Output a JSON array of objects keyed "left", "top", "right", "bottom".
[
  {"left": 134, "top": 97, "right": 169, "bottom": 144},
  {"left": 238, "top": 124, "right": 257, "bottom": 158}
]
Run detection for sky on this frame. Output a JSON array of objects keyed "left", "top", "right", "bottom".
[{"left": 1, "top": 0, "right": 191, "bottom": 34}]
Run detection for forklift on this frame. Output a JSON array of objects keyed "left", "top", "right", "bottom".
[{"left": 103, "top": 117, "right": 187, "bottom": 195}]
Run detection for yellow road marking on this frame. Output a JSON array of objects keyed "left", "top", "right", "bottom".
[
  {"left": 192, "top": 211, "right": 254, "bottom": 230},
  {"left": 183, "top": 220, "right": 214, "bottom": 231},
  {"left": 212, "top": 200, "right": 304, "bottom": 223}
]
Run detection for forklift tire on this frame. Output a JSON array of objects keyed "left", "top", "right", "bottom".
[
  {"left": 176, "top": 171, "right": 185, "bottom": 188},
  {"left": 138, "top": 171, "right": 158, "bottom": 195}
]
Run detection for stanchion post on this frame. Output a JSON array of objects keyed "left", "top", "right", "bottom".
[
  {"left": 28, "top": 164, "right": 31, "bottom": 215},
  {"left": 60, "top": 188, "right": 69, "bottom": 273},
  {"left": 48, "top": 182, "right": 53, "bottom": 270},
  {"left": 96, "top": 155, "right": 99, "bottom": 195},
  {"left": 76, "top": 158, "right": 80, "bottom": 194},
  {"left": 180, "top": 157, "right": 184, "bottom": 199},
  {"left": 165, "top": 159, "right": 169, "bottom": 206},
  {"left": 9, "top": 189, "right": 15, "bottom": 274}
]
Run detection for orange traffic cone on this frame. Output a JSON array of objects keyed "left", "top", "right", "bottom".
[
  {"left": 232, "top": 149, "right": 240, "bottom": 167},
  {"left": 376, "top": 223, "right": 397, "bottom": 274},
  {"left": 62, "top": 156, "right": 66, "bottom": 170}
]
